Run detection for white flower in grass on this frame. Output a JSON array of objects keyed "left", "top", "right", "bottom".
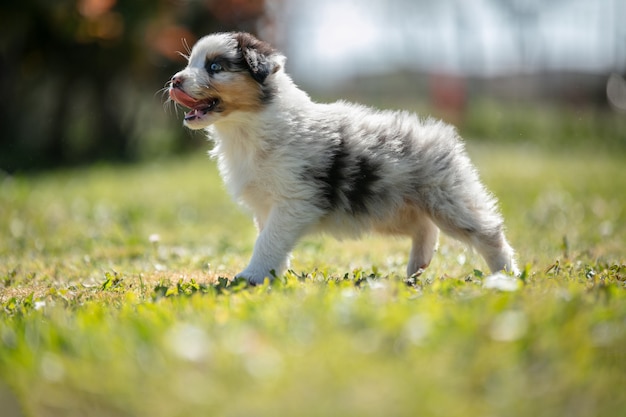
[{"left": 483, "top": 272, "right": 520, "bottom": 292}]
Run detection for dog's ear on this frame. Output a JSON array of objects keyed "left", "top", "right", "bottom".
[{"left": 235, "top": 32, "right": 282, "bottom": 84}]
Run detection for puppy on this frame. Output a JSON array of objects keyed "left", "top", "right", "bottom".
[{"left": 169, "top": 32, "right": 519, "bottom": 284}]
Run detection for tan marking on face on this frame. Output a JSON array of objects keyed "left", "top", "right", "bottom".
[{"left": 211, "top": 72, "right": 265, "bottom": 116}]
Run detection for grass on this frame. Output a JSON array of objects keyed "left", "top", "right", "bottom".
[{"left": 0, "top": 143, "right": 625, "bottom": 417}]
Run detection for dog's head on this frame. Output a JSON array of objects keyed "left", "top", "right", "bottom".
[{"left": 168, "top": 32, "right": 284, "bottom": 129}]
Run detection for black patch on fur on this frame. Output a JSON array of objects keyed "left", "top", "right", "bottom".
[
  {"left": 313, "top": 137, "right": 350, "bottom": 211},
  {"left": 234, "top": 32, "right": 280, "bottom": 84},
  {"left": 205, "top": 55, "right": 247, "bottom": 74},
  {"left": 346, "top": 155, "right": 382, "bottom": 213},
  {"left": 260, "top": 83, "right": 277, "bottom": 104},
  {"left": 310, "top": 129, "right": 382, "bottom": 215}
]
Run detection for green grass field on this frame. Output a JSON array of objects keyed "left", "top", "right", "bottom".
[{"left": 1, "top": 143, "right": 625, "bottom": 417}]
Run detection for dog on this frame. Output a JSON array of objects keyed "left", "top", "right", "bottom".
[{"left": 168, "top": 32, "right": 519, "bottom": 284}]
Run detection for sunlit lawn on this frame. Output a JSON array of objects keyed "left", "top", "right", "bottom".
[{"left": 0, "top": 143, "right": 625, "bottom": 417}]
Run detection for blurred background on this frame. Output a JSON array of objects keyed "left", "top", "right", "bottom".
[{"left": 1, "top": 0, "right": 625, "bottom": 172}]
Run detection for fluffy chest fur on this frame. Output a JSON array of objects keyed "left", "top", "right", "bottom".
[{"left": 208, "top": 108, "right": 312, "bottom": 219}]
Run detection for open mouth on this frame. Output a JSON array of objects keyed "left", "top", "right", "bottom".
[
  {"left": 182, "top": 99, "right": 219, "bottom": 121},
  {"left": 169, "top": 87, "right": 219, "bottom": 122}
]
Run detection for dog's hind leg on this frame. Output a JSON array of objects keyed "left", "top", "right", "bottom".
[
  {"left": 406, "top": 216, "right": 440, "bottom": 277},
  {"left": 464, "top": 221, "right": 518, "bottom": 275},
  {"left": 429, "top": 199, "right": 519, "bottom": 275}
]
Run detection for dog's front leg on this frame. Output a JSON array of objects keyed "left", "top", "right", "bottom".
[{"left": 236, "top": 204, "right": 315, "bottom": 285}]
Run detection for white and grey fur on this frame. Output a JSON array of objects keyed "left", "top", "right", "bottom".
[{"left": 169, "top": 32, "right": 519, "bottom": 284}]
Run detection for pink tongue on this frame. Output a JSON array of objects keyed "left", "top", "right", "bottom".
[{"left": 169, "top": 88, "right": 201, "bottom": 109}]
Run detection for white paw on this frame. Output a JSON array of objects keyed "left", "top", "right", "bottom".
[{"left": 235, "top": 268, "right": 275, "bottom": 285}]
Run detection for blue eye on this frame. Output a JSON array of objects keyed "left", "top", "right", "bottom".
[{"left": 209, "top": 62, "right": 222, "bottom": 72}]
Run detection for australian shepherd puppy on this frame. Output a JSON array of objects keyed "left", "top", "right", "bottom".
[{"left": 169, "top": 32, "right": 519, "bottom": 284}]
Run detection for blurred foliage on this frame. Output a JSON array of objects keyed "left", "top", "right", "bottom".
[
  {"left": 1, "top": 1, "right": 623, "bottom": 172},
  {"left": 0, "top": 0, "right": 267, "bottom": 172},
  {"left": 463, "top": 99, "right": 626, "bottom": 151}
]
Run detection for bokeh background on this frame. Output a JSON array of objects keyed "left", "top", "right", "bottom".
[{"left": 1, "top": 0, "right": 625, "bottom": 172}]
